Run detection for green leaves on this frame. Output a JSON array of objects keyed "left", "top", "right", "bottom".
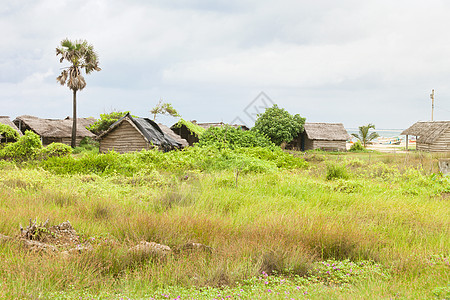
[
  {"left": 352, "top": 123, "right": 379, "bottom": 148},
  {"left": 253, "top": 104, "right": 305, "bottom": 146},
  {"left": 198, "top": 126, "right": 275, "bottom": 149}
]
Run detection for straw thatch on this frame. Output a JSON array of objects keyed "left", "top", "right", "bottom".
[
  {"left": 13, "top": 115, "right": 96, "bottom": 146},
  {"left": 288, "top": 122, "right": 350, "bottom": 151},
  {"left": 0, "top": 116, "right": 23, "bottom": 136},
  {"left": 98, "top": 113, "right": 185, "bottom": 153},
  {"left": 401, "top": 121, "right": 450, "bottom": 152}
]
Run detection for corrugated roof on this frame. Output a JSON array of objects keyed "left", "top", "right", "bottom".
[
  {"left": 304, "top": 123, "right": 351, "bottom": 141},
  {"left": 13, "top": 115, "right": 95, "bottom": 138},
  {"left": 0, "top": 116, "right": 23, "bottom": 136},
  {"left": 401, "top": 121, "right": 450, "bottom": 143}
]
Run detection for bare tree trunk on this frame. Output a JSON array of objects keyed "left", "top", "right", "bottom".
[{"left": 71, "top": 89, "right": 77, "bottom": 148}]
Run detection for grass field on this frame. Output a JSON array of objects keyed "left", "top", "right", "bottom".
[{"left": 0, "top": 149, "right": 449, "bottom": 299}]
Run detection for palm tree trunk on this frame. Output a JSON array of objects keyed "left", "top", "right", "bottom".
[{"left": 71, "top": 89, "right": 77, "bottom": 148}]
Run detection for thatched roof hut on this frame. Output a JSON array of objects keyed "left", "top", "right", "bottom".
[
  {"left": 170, "top": 119, "right": 206, "bottom": 146},
  {"left": 401, "top": 121, "right": 450, "bottom": 152},
  {"left": 288, "top": 122, "right": 350, "bottom": 151},
  {"left": 0, "top": 116, "right": 23, "bottom": 137},
  {"left": 158, "top": 124, "right": 189, "bottom": 148},
  {"left": 98, "top": 113, "right": 185, "bottom": 153},
  {"left": 196, "top": 122, "right": 250, "bottom": 131},
  {"left": 13, "top": 115, "right": 96, "bottom": 147}
]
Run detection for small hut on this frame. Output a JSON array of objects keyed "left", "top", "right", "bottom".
[
  {"left": 196, "top": 122, "right": 250, "bottom": 131},
  {"left": 13, "top": 115, "right": 96, "bottom": 146},
  {"left": 158, "top": 124, "right": 189, "bottom": 148},
  {"left": 401, "top": 121, "right": 450, "bottom": 152},
  {"left": 0, "top": 116, "right": 23, "bottom": 143},
  {"left": 170, "top": 119, "right": 206, "bottom": 146},
  {"left": 98, "top": 113, "right": 185, "bottom": 153},
  {"left": 288, "top": 122, "right": 350, "bottom": 151}
]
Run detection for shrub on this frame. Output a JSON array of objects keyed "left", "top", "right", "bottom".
[
  {"left": 72, "top": 137, "right": 99, "bottom": 154},
  {"left": 39, "top": 143, "right": 72, "bottom": 159},
  {"left": 198, "top": 126, "right": 275, "bottom": 149},
  {"left": 87, "top": 111, "right": 131, "bottom": 135},
  {"left": 349, "top": 141, "right": 366, "bottom": 152},
  {"left": 253, "top": 104, "right": 306, "bottom": 146},
  {"left": 0, "top": 131, "right": 42, "bottom": 161},
  {"left": 326, "top": 162, "right": 349, "bottom": 180},
  {"left": 0, "top": 124, "right": 20, "bottom": 142}
]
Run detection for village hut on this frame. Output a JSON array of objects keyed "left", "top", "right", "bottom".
[
  {"left": 401, "top": 121, "right": 450, "bottom": 152},
  {"left": 13, "top": 115, "right": 96, "bottom": 147},
  {"left": 196, "top": 122, "right": 250, "bottom": 131},
  {"left": 0, "top": 116, "right": 23, "bottom": 143},
  {"left": 98, "top": 113, "right": 184, "bottom": 153},
  {"left": 158, "top": 124, "right": 189, "bottom": 148},
  {"left": 288, "top": 122, "right": 350, "bottom": 151},
  {"left": 170, "top": 119, "right": 206, "bottom": 146}
]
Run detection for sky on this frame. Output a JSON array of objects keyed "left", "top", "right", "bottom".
[{"left": 1, "top": 0, "right": 450, "bottom": 129}]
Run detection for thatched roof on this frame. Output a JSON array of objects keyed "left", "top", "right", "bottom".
[
  {"left": 303, "top": 123, "right": 351, "bottom": 141},
  {"left": 99, "top": 113, "right": 184, "bottom": 148},
  {"left": 13, "top": 115, "right": 96, "bottom": 138},
  {"left": 401, "top": 121, "right": 450, "bottom": 143},
  {"left": 158, "top": 124, "right": 189, "bottom": 148},
  {"left": 0, "top": 116, "right": 23, "bottom": 136}
]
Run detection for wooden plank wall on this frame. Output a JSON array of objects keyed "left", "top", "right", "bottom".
[
  {"left": 418, "top": 128, "right": 450, "bottom": 152},
  {"left": 99, "top": 121, "right": 150, "bottom": 153},
  {"left": 310, "top": 140, "right": 347, "bottom": 151}
]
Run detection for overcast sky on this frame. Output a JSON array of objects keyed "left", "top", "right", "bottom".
[{"left": 1, "top": 0, "right": 450, "bottom": 129}]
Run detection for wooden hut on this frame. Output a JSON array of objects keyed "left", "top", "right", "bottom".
[
  {"left": 170, "top": 119, "right": 206, "bottom": 146},
  {"left": 196, "top": 122, "right": 249, "bottom": 131},
  {"left": 13, "top": 115, "right": 96, "bottom": 146},
  {"left": 0, "top": 116, "right": 23, "bottom": 143},
  {"left": 158, "top": 124, "right": 189, "bottom": 148},
  {"left": 401, "top": 121, "right": 450, "bottom": 152},
  {"left": 288, "top": 122, "right": 350, "bottom": 151},
  {"left": 98, "top": 113, "right": 185, "bottom": 153}
]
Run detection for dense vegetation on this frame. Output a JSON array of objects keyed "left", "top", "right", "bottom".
[
  {"left": 253, "top": 104, "right": 305, "bottom": 146},
  {"left": 0, "top": 139, "right": 449, "bottom": 299},
  {"left": 198, "top": 126, "right": 275, "bottom": 149}
]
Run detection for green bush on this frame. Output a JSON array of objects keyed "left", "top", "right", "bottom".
[
  {"left": 326, "top": 162, "right": 349, "bottom": 180},
  {"left": 87, "top": 111, "right": 131, "bottom": 135},
  {"left": 39, "top": 143, "right": 72, "bottom": 159},
  {"left": 0, "top": 131, "right": 42, "bottom": 161},
  {"left": 72, "top": 137, "right": 99, "bottom": 154},
  {"left": 198, "top": 126, "right": 275, "bottom": 149},
  {"left": 349, "top": 141, "right": 366, "bottom": 152},
  {"left": 0, "top": 124, "right": 20, "bottom": 142}
]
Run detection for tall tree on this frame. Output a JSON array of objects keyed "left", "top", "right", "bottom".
[
  {"left": 351, "top": 123, "right": 379, "bottom": 147},
  {"left": 150, "top": 99, "right": 180, "bottom": 121},
  {"left": 56, "top": 39, "right": 101, "bottom": 147}
]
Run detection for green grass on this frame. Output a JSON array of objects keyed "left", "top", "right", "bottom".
[{"left": 0, "top": 150, "right": 449, "bottom": 299}]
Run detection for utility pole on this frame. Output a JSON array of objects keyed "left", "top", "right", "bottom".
[{"left": 430, "top": 89, "right": 435, "bottom": 121}]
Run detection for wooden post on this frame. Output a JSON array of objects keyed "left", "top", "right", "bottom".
[{"left": 405, "top": 135, "right": 409, "bottom": 151}]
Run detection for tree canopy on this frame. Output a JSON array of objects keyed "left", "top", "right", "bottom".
[
  {"left": 252, "top": 104, "right": 305, "bottom": 146},
  {"left": 150, "top": 99, "right": 180, "bottom": 121}
]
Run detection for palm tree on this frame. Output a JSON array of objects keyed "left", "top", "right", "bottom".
[
  {"left": 56, "top": 39, "right": 101, "bottom": 147},
  {"left": 351, "top": 123, "right": 379, "bottom": 148}
]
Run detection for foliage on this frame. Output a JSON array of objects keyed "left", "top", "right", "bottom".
[
  {"left": 39, "top": 143, "right": 72, "bottom": 160},
  {"left": 0, "top": 124, "right": 20, "bottom": 142},
  {"left": 198, "top": 126, "right": 275, "bottom": 149},
  {"left": 150, "top": 99, "right": 181, "bottom": 121},
  {"left": 326, "top": 162, "right": 350, "bottom": 180},
  {"left": 72, "top": 137, "right": 99, "bottom": 154},
  {"left": 351, "top": 124, "right": 379, "bottom": 148},
  {"left": 0, "top": 131, "right": 42, "bottom": 161},
  {"left": 349, "top": 141, "right": 366, "bottom": 152},
  {"left": 171, "top": 118, "right": 206, "bottom": 136},
  {"left": 87, "top": 111, "right": 131, "bottom": 135},
  {"left": 253, "top": 104, "right": 305, "bottom": 146}
]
